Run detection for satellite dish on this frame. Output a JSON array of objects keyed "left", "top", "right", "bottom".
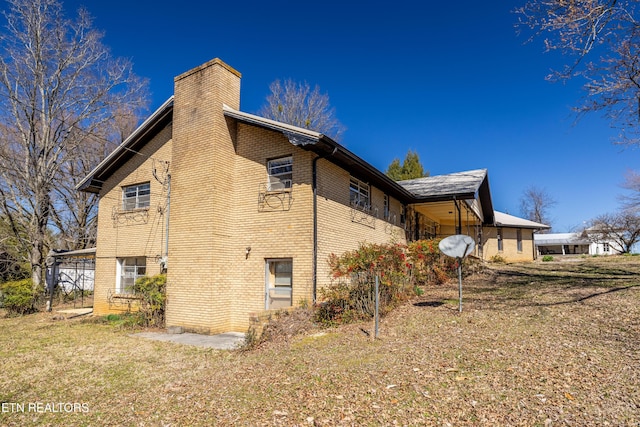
[
  {"left": 438, "top": 234, "right": 475, "bottom": 313},
  {"left": 439, "top": 234, "right": 475, "bottom": 259}
]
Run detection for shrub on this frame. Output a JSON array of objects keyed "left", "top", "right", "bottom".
[
  {"left": 0, "top": 279, "right": 36, "bottom": 316},
  {"left": 319, "top": 240, "right": 456, "bottom": 326},
  {"left": 132, "top": 274, "right": 166, "bottom": 327},
  {"left": 542, "top": 255, "right": 554, "bottom": 262},
  {"left": 490, "top": 254, "right": 506, "bottom": 263}
]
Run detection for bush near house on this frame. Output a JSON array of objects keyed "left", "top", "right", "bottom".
[
  {"left": 0, "top": 278, "right": 36, "bottom": 316},
  {"left": 318, "top": 240, "right": 458, "bottom": 325},
  {"left": 132, "top": 274, "right": 167, "bottom": 327}
]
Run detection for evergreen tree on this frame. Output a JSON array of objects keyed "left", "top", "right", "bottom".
[{"left": 385, "top": 150, "right": 428, "bottom": 181}]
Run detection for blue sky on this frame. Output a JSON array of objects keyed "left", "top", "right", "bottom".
[{"left": 63, "top": 0, "right": 637, "bottom": 232}]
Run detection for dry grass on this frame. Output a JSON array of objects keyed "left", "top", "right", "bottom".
[{"left": 1, "top": 255, "right": 639, "bottom": 426}]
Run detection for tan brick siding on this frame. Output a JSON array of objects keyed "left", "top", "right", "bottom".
[
  {"left": 93, "top": 124, "right": 173, "bottom": 315},
  {"left": 166, "top": 59, "right": 242, "bottom": 334},
  {"left": 315, "top": 160, "right": 407, "bottom": 289},
  {"left": 482, "top": 226, "right": 536, "bottom": 262},
  {"left": 92, "top": 58, "right": 410, "bottom": 333}
]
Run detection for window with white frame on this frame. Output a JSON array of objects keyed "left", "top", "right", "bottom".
[
  {"left": 265, "top": 259, "right": 292, "bottom": 310},
  {"left": 349, "top": 177, "right": 370, "bottom": 209},
  {"left": 122, "top": 182, "right": 150, "bottom": 210},
  {"left": 517, "top": 229, "right": 523, "bottom": 252},
  {"left": 497, "top": 228, "right": 503, "bottom": 252},
  {"left": 116, "top": 257, "right": 146, "bottom": 294},
  {"left": 603, "top": 242, "right": 610, "bottom": 252},
  {"left": 267, "top": 156, "right": 293, "bottom": 191}
]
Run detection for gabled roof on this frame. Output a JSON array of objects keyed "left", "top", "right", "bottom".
[
  {"left": 77, "top": 97, "right": 174, "bottom": 193},
  {"left": 398, "top": 169, "right": 494, "bottom": 224},
  {"left": 78, "top": 100, "right": 497, "bottom": 218},
  {"left": 494, "top": 211, "right": 550, "bottom": 229}
]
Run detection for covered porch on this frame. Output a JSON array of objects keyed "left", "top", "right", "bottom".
[{"left": 400, "top": 169, "right": 494, "bottom": 257}]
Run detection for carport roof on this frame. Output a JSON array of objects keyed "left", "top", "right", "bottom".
[{"left": 534, "top": 233, "right": 590, "bottom": 245}]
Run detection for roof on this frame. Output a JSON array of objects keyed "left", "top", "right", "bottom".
[
  {"left": 222, "top": 105, "right": 415, "bottom": 202},
  {"left": 77, "top": 99, "right": 495, "bottom": 214},
  {"left": 77, "top": 97, "right": 174, "bottom": 193},
  {"left": 48, "top": 247, "right": 97, "bottom": 258},
  {"left": 493, "top": 211, "right": 550, "bottom": 229},
  {"left": 398, "top": 169, "right": 495, "bottom": 224},
  {"left": 399, "top": 169, "right": 487, "bottom": 199},
  {"left": 534, "top": 233, "right": 590, "bottom": 245}
]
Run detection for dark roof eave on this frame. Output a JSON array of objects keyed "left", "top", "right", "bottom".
[
  {"left": 77, "top": 97, "right": 175, "bottom": 194},
  {"left": 314, "top": 135, "right": 415, "bottom": 202},
  {"left": 223, "top": 106, "right": 414, "bottom": 203}
]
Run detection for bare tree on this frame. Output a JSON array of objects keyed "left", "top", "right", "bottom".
[
  {"left": 520, "top": 186, "right": 556, "bottom": 229},
  {"left": 0, "top": 0, "right": 148, "bottom": 289},
  {"left": 516, "top": 0, "right": 640, "bottom": 146},
  {"left": 620, "top": 169, "right": 640, "bottom": 209},
  {"left": 586, "top": 210, "right": 640, "bottom": 253},
  {"left": 258, "top": 79, "right": 345, "bottom": 140}
]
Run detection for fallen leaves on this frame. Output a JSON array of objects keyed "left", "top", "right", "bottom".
[{"left": 1, "top": 257, "right": 639, "bottom": 426}]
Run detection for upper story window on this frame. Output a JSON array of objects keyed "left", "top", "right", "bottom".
[
  {"left": 383, "top": 194, "right": 390, "bottom": 220},
  {"left": 122, "top": 182, "right": 150, "bottom": 210},
  {"left": 350, "top": 177, "right": 370, "bottom": 209},
  {"left": 267, "top": 156, "right": 293, "bottom": 191}
]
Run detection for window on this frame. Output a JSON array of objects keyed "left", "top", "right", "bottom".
[
  {"left": 603, "top": 242, "right": 610, "bottom": 252},
  {"left": 265, "top": 259, "right": 292, "bottom": 309},
  {"left": 122, "top": 183, "right": 150, "bottom": 210},
  {"left": 517, "top": 229, "right": 523, "bottom": 252},
  {"left": 116, "top": 257, "right": 146, "bottom": 294},
  {"left": 383, "top": 195, "right": 390, "bottom": 220},
  {"left": 497, "top": 228, "right": 503, "bottom": 252},
  {"left": 267, "top": 156, "right": 292, "bottom": 191},
  {"left": 350, "top": 177, "right": 370, "bottom": 209}
]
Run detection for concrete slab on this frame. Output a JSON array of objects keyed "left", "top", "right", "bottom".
[{"left": 132, "top": 331, "right": 246, "bottom": 350}]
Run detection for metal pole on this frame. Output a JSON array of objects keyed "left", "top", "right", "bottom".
[
  {"left": 375, "top": 275, "right": 379, "bottom": 338},
  {"left": 457, "top": 258, "right": 463, "bottom": 313}
]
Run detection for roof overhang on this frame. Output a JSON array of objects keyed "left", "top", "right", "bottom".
[
  {"left": 223, "top": 105, "right": 415, "bottom": 203},
  {"left": 399, "top": 169, "right": 495, "bottom": 224},
  {"left": 77, "top": 97, "right": 175, "bottom": 194},
  {"left": 493, "top": 211, "right": 551, "bottom": 229}
]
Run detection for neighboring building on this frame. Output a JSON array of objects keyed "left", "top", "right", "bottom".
[
  {"left": 46, "top": 248, "right": 96, "bottom": 294},
  {"left": 482, "top": 211, "right": 550, "bottom": 262},
  {"left": 535, "top": 232, "right": 622, "bottom": 256},
  {"left": 78, "top": 58, "right": 508, "bottom": 334}
]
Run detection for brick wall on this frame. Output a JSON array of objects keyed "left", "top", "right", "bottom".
[
  {"left": 482, "top": 226, "right": 536, "bottom": 262},
  {"left": 166, "top": 58, "right": 242, "bottom": 334},
  {"left": 93, "top": 57, "right": 410, "bottom": 333},
  {"left": 315, "top": 159, "right": 407, "bottom": 289},
  {"left": 93, "top": 124, "right": 173, "bottom": 314}
]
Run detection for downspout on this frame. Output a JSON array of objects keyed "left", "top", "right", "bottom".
[
  {"left": 312, "top": 147, "right": 337, "bottom": 304},
  {"left": 164, "top": 175, "right": 171, "bottom": 270}
]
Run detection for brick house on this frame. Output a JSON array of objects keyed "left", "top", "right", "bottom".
[
  {"left": 483, "top": 211, "right": 550, "bottom": 262},
  {"left": 79, "top": 58, "right": 501, "bottom": 334}
]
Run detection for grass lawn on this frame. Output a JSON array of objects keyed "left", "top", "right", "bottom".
[{"left": 1, "top": 256, "right": 639, "bottom": 426}]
